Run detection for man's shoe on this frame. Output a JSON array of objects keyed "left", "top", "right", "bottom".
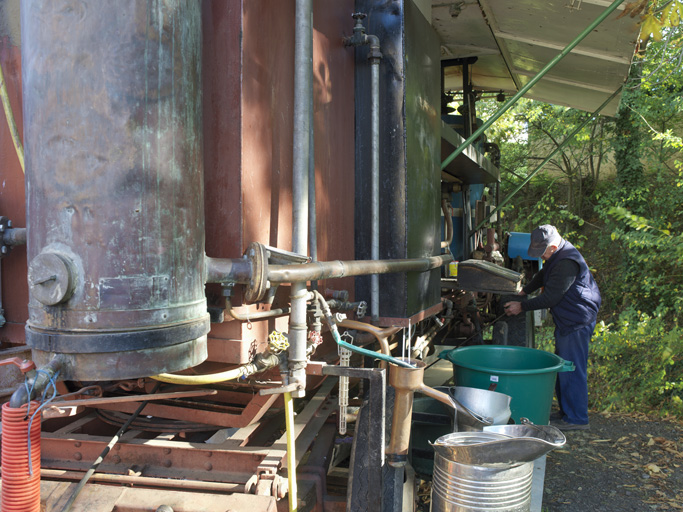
[
  {"left": 549, "top": 411, "right": 563, "bottom": 421},
  {"left": 550, "top": 419, "right": 590, "bottom": 431}
]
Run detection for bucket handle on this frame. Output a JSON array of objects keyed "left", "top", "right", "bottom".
[{"left": 559, "top": 359, "right": 575, "bottom": 372}]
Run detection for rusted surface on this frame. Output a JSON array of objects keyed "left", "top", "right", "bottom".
[
  {"left": 90, "top": 388, "right": 279, "bottom": 428},
  {"left": 203, "top": 0, "right": 356, "bottom": 363},
  {"left": 0, "top": 35, "right": 28, "bottom": 345},
  {"left": 41, "top": 434, "right": 269, "bottom": 483},
  {"left": 21, "top": 0, "right": 209, "bottom": 379},
  {"left": 38, "top": 480, "right": 277, "bottom": 512}
]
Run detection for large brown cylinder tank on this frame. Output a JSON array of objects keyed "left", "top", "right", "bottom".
[{"left": 21, "top": 0, "right": 209, "bottom": 380}]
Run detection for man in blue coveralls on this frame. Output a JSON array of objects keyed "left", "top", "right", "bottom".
[{"left": 504, "top": 225, "right": 601, "bottom": 430}]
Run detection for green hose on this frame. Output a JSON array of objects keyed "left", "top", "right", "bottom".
[{"left": 313, "top": 290, "right": 414, "bottom": 369}]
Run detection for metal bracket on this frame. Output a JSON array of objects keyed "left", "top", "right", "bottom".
[{"left": 322, "top": 365, "right": 386, "bottom": 511}]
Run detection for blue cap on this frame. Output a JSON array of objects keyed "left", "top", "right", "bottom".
[{"left": 528, "top": 225, "right": 562, "bottom": 258}]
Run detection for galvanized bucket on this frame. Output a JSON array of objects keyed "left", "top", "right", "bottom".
[{"left": 430, "top": 432, "right": 533, "bottom": 512}]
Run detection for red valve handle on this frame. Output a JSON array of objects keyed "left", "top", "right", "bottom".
[{"left": 0, "top": 357, "right": 36, "bottom": 373}]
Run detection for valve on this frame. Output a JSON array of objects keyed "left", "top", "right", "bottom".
[{"left": 0, "top": 357, "right": 36, "bottom": 374}]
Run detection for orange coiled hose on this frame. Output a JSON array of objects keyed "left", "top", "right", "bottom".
[{"left": 1, "top": 401, "right": 41, "bottom": 512}]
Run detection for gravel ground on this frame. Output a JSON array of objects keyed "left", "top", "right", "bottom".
[{"left": 543, "top": 411, "right": 683, "bottom": 511}]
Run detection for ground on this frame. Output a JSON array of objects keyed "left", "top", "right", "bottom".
[
  {"left": 414, "top": 410, "right": 683, "bottom": 511},
  {"left": 543, "top": 411, "right": 683, "bottom": 511}
]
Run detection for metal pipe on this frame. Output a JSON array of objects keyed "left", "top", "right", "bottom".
[
  {"left": 313, "top": 291, "right": 414, "bottom": 369},
  {"left": 292, "top": 0, "right": 312, "bottom": 253},
  {"left": 269, "top": 254, "right": 452, "bottom": 283},
  {"left": 472, "top": 86, "right": 623, "bottom": 232},
  {"left": 204, "top": 256, "right": 253, "bottom": 284},
  {"left": 308, "top": 92, "right": 317, "bottom": 288},
  {"left": 337, "top": 319, "right": 401, "bottom": 357},
  {"left": 41, "top": 469, "right": 245, "bottom": 493},
  {"left": 440, "top": 199, "right": 453, "bottom": 249},
  {"left": 10, "top": 354, "right": 65, "bottom": 408},
  {"left": 369, "top": 34, "right": 382, "bottom": 324},
  {"left": 226, "top": 298, "right": 290, "bottom": 321},
  {"left": 2, "top": 227, "right": 26, "bottom": 247},
  {"left": 441, "top": 0, "right": 627, "bottom": 170},
  {"left": 289, "top": 0, "right": 314, "bottom": 400}
]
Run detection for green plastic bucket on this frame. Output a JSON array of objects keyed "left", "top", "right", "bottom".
[{"left": 440, "top": 345, "right": 575, "bottom": 425}]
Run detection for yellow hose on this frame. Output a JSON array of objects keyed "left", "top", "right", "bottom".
[
  {"left": 284, "top": 391, "right": 297, "bottom": 512},
  {"left": 150, "top": 366, "right": 246, "bottom": 385},
  {"left": 0, "top": 61, "right": 24, "bottom": 173}
]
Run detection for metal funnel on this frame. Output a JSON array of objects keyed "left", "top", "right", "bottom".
[
  {"left": 386, "top": 358, "right": 492, "bottom": 468},
  {"left": 431, "top": 423, "right": 566, "bottom": 467}
]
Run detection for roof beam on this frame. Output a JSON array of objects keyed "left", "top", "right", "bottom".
[
  {"left": 511, "top": 68, "right": 622, "bottom": 94},
  {"left": 493, "top": 30, "right": 632, "bottom": 64}
]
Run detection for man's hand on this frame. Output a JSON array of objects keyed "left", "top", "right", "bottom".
[{"left": 504, "top": 301, "right": 522, "bottom": 316}]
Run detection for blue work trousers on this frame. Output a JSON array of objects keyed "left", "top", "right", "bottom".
[{"left": 554, "top": 322, "right": 594, "bottom": 425}]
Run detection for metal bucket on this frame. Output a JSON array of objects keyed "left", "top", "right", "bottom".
[
  {"left": 436, "top": 386, "right": 512, "bottom": 427},
  {"left": 431, "top": 432, "right": 533, "bottom": 512}
]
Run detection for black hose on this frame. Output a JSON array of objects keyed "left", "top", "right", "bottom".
[{"left": 59, "top": 382, "right": 162, "bottom": 512}]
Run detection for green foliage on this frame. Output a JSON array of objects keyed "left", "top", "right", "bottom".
[
  {"left": 488, "top": 6, "right": 683, "bottom": 417},
  {"left": 588, "top": 311, "right": 683, "bottom": 417}
]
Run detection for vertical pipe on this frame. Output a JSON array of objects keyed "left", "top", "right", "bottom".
[
  {"left": 308, "top": 84, "right": 318, "bottom": 290},
  {"left": 289, "top": 0, "right": 313, "bottom": 399},
  {"left": 369, "top": 36, "right": 381, "bottom": 324},
  {"left": 284, "top": 391, "right": 298, "bottom": 512},
  {"left": 292, "top": 0, "right": 312, "bottom": 254}
]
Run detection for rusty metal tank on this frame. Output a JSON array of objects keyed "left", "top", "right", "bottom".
[{"left": 21, "top": 0, "right": 209, "bottom": 380}]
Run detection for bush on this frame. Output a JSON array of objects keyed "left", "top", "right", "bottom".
[{"left": 588, "top": 310, "right": 683, "bottom": 417}]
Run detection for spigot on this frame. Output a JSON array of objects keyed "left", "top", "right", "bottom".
[{"left": 344, "top": 12, "right": 369, "bottom": 47}]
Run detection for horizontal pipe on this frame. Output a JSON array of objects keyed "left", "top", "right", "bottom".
[
  {"left": 205, "top": 256, "right": 253, "bottom": 284},
  {"left": 269, "top": 254, "right": 453, "bottom": 283},
  {"left": 41, "top": 469, "right": 246, "bottom": 493},
  {"left": 3, "top": 227, "right": 26, "bottom": 247},
  {"left": 226, "top": 298, "right": 290, "bottom": 321}
]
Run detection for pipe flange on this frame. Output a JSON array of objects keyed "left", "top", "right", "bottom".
[{"left": 244, "top": 242, "right": 268, "bottom": 304}]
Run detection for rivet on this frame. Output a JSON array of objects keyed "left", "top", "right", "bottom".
[
  {"left": 74, "top": 452, "right": 82, "bottom": 461},
  {"left": 163, "top": 459, "right": 172, "bottom": 468},
  {"left": 74, "top": 442, "right": 82, "bottom": 448},
  {"left": 164, "top": 448, "right": 172, "bottom": 455},
  {"left": 112, "top": 455, "right": 121, "bottom": 464},
  {"left": 204, "top": 462, "right": 213, "bottom": 471}
]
